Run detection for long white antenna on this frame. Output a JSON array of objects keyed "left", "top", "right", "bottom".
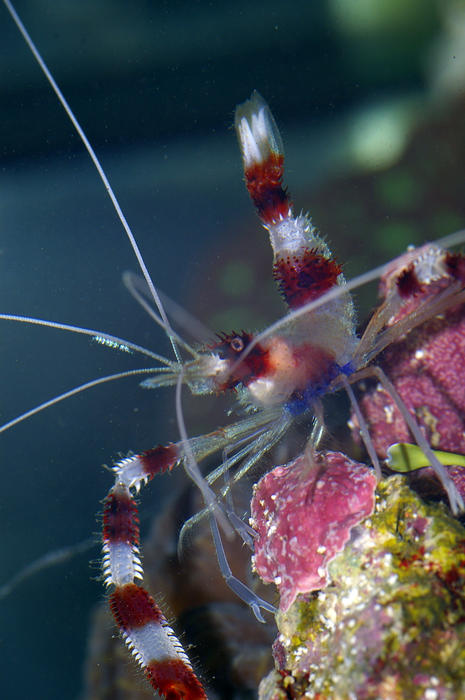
[
  {"left": 0, "top": 313, "right": 176, "bottom": 365},
  {"left": 3, "top": 0, "right": 181, "bottom": 364},
  {"left": 0, "top": 367, "right": 162, "bottom": 434}
]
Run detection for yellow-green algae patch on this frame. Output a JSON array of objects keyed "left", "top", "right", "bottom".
[{"left": 259, "top": 476, "right": 465, "bottom": 700}]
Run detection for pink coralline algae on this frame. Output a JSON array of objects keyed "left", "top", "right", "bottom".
[
  {"left": 258, "top": 477, "right": 465, "bottom": 700},
  {"left": 250, "top": 450, "right": 377, "bottom": 611},
  {"left": 355, "top": 249, "right": 465, "bottom": 460}
]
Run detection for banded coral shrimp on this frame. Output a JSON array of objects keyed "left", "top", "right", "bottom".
[{"left": 2, "top": 2, "right": 465, "bottom": 699}]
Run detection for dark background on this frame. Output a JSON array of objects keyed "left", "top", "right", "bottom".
[{"left": 0, "top": 1, "right": 463, "bottom": 698}]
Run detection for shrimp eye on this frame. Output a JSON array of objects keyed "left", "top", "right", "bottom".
[
  {"left": 230, "top": 336, "right": 245, "bottom": 353},
  {"left": 209, "top": 331, "right": 252, "bottom": 361}
]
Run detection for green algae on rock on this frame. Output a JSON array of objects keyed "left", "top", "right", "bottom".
[{"left": 259, "top": 476, "right": 465, "bottom": 700}]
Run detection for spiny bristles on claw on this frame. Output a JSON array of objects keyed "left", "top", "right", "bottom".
[
  {"left": 113, "top": 445, "right": 181, "bottom": 490},
  {"left": 273, "top": 244, "right": 343, "bottom": 310},
  {"left": 103, "top": 484, "right": 140, "bottom": 546},
  {"left": 102, "top": 484, "right": 143, "bottom": 587},
  {"left": 235, "top": 92, "right": 348, "bottom": 315},
  {"left": 103, "top": 485, "right": 207, "bottom": 697},
  {"left": 110, "top": 583, "right": 165, "bottom": 637},
  {"left": 110, "top": 583, "right": 206, "bottom": 699},
  {"left": 146, "top": 658, "right": 207, "bottom": 700}
]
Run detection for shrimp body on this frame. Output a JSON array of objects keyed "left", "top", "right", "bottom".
[{"left": 226, "top": 92, "right": 465, "bottom": 517}]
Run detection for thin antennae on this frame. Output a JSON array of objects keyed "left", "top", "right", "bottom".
[
  {"left": 340, "top": 374, "right": 381, "bottom": 479},
  {"left": 0, "top": 313, "right": 175, "bottom": 366},
  {"left": 0, "top": 537, "right": 95, "bottom": 600},
  {"left": 122, "top": 272, "right": 202, "bottom": 358},
  {"left": 124, "top": 271, "right": 216, "bottom": 347},
  {"left": 0, "top": 367, "right": 164, "bottom": 434},
  {"left": 436, "top": 228, "right": 465, "bottom": 250},
  {"left": 174, "top": 371, "right": 233, "bottom": 537},
  {"left": 2, "top": 0, "right": 181, "bottom": 364}
]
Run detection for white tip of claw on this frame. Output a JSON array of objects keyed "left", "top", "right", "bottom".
[{"left": 235, "top": 90, "right": 283, "bottom": 167}]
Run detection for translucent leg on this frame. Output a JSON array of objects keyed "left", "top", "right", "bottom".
[
  {"left": 209, "top": 514, "right": 276, "bottom": 622},
  {"left": 179, "top": 417, "right": 291, "bottom": 553},
  {"left": 175, "top": 373, "right": 233, "bottom": 536},
  {"left": 340, "top": 374, "right": 382, "bottom": 479},
  {"left": 365, "top": 365, "right": 464, "bottom": 514}
]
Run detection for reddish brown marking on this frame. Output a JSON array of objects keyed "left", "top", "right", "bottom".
[
  {"left": 273, "top": 248, "right": 342, "bottom": 309},
  {"left": 141, "top": 444, "right": 180, "bottom": 478},
  {"left": 211, "top": 331, "right": 271, "bottom": 389},
  {"left": 292, "top": 343, "right": 337, "bottom": 387},
  {"left": 146, "top": 658, "right": 207, "bottom": 700},
  {"left": 398, "top": 545, "right": 425, "bottom": 570},
  {"left": 103, "top": 486, "right": 139, "bottom": 546},
  {"left": 110, "top": 583, "right": 164, "bottom": 632},
  {"left": 445, "top": 251, "right": 465, "bottom": 283},
  {"left": 244, "top": 153, "right": 291, "bottom": 224},
  {"left": 396, "top": 264, "right": 423, "bottom": 298}
]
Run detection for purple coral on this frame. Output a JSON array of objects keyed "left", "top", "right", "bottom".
[
  {"left": 250, "top": 450, "right": 377, "bottom": 611},
  {"left": 358, "top": 305, "right": 465, "bottom": 456},
  {"left": 355, "top": 247, "right": 465, "bottom": 460}
]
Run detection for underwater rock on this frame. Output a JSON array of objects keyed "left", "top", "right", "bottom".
[
  {"left": 250, "top": 450, "right": 377, "bottom": 611},
  {"left": 258, "top": 476, "right": 465, "bottom": 700}
]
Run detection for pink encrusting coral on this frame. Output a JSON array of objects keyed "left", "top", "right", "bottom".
[
  {"left": 250, "top": 451, "right": 377, "bottom": 611},
  {"left": 359, "top": 303, "right": 465, "bottom": 456},
  {"left": 355, "top": 247, "right": 465, "bottom": 460},
  {"left": 258, "top": 477, "right": 465, "bottom": 700}
]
